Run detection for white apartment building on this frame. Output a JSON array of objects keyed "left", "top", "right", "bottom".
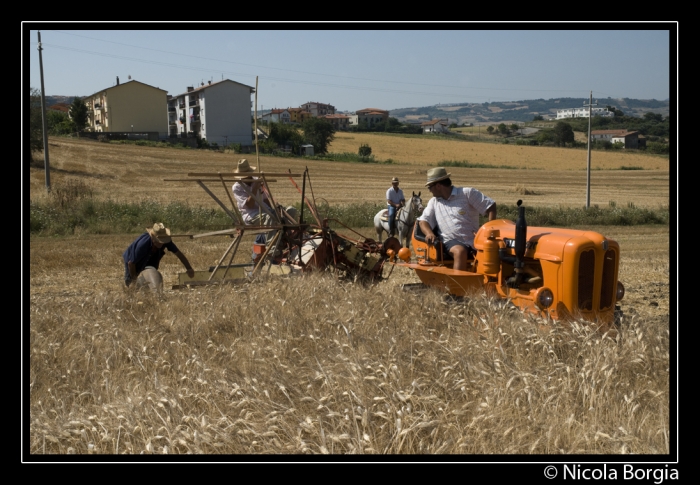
[
  {"left": 556, "top": 107, "right": 614, "bottom": 120},
  {"left": 168, "top": 79, "right": 255, "bottom": 146}
]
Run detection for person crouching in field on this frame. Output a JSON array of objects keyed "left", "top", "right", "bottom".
[{"left": 123, "top": 222, "right": 194, "bottom": 289}]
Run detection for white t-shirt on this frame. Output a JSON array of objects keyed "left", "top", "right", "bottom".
[
  {"left": 418, "top": 186, "right": 495, "bottom": 248},
  {"left": 386, "top": 187, "right": 405, "bottom": 206}
]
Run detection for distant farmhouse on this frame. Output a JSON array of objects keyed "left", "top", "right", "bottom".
[
  {"left": 319, "top": 113, "right": 350, "bottom": 130},
  {"left": 556, "top": 107, "right": 614, "bottom": 120},
  {"left": 421, "top": 119, "right": 450, "bottom": 134},
  {"left": 349, "top": 108, "right": 389, "bottom": 128},
  {"left": 590, "top": 129, "right": 642, "bottom": 149}
]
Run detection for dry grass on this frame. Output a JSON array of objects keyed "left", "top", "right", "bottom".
[
  {"left": 28, "top": 136, "right": 670, "bottom": 210},
  {"left": 27, "top": 225, "right": 670, "bottom": 456},
  {"left": 328, "top": 132, "right": 669, "bottom": 171},
  {"left": 510, "top": 184, "right": 537, "bottom": 196}
]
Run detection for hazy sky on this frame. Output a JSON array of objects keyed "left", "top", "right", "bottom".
[{"left": 25, "top": 24, "right": 674, "bottom": 112}]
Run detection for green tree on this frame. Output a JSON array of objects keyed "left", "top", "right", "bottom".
[
  {"left": 532, "top": 115, "right": 544, "bottom": 121},
  {"left": 258, "top": 138, "right": 277, "bottom": 153},
  {"left": 510, "top": 123, "right": 519, "bottom": 132},
  {"left": 646, "top": 141, "right": 669, "bottom": 154},
  {"left": 358, "top": 144, "right": 372, "bottom": 157},
  {"left": 47, "top": 110, "right": 74, "bottom": 135},
  {"left": 302, "top": 117, "right": 335, "bottom": 155},
  {"left": 536, "top": 129, "right": 555, "bottom": 145},
  {"left": 29, "top": 87, "right": 43, "bottom": 160},
  {"left": 47, "top": 110, "right": 66, "bottom": 129},
  {"left": 605, "top": 105, "right": 625, "bottom": 117},
  {"left": 486, "top": 125, "right": 495, "bottom": 134},
  {"left": 552, "top": 121, "right": 575, "bottom": 146},
  {"left": 643, "top": 112, "right": 664, "bottom": 123},
  {"left": 69, "top": 96, "right": 89, "bottom": 132},
  {"left": 269, "top": 122, "right": 304, "bottom": 153},
  {"left": 386, "top": 117, "right": 402, "bottom": 131},
  {"left": 497, "top": 123, "right": 508, "bottom": 135}
]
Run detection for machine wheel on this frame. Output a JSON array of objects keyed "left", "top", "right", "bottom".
[{"left": 382, "top": 236, "right": 403, "bottom": 256}]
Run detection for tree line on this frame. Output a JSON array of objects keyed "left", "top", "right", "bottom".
[{"left": 29, "top": 87, "right": 89, "bottom": 162}]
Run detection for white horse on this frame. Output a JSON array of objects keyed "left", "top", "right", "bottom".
[{"left": 374, "top": 192, "right": 423, "bottom": 248}]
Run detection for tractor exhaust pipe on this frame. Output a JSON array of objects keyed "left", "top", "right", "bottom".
[{"left": 506, "top": 200, "right": 527, "bottom": 288}]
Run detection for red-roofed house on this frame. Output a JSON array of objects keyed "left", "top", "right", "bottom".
[
  {"left": 591, "top": 129, "right": 640, "bottom": 148},
  {"left": 260, "top": 109, "right": 291, "bottom": 124},
  {"left": 287, "top": 107, "right": 313, "bottom": 124},
  {"left": 319, "top": 114, "right": 350, "bottom": 131},
  {"left": 421, "top": 119, "right": 449, "bottom": 134},
  {"left": 48, "top": 103, "right": 71, "bottom": 114},
  {"left": 350, "top": 108, "right": 389, "bottom": 128}
]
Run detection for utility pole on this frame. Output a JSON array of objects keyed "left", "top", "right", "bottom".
[
  {"left": 583, "top": 91, "right": 597, "bottom": 208},
  {"left": 37, "top": 31, "right": 50, "bottom": 191}
]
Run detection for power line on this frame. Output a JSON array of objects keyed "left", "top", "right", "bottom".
[
  {"left": 48, "top": 30, "right": 583, "bottom": 94},
  {"left": 37, "top": 42, "right": 564, "bottom": 101},
  {"left": 31, "top": 39, "right": 595, "bottom": 102}
]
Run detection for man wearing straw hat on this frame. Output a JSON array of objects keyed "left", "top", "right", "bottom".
[
  {"left": 417, "top": 167, "right": 497, "bottom": 271},
  {"left": 232, "top": 159, "right": 272, "bottom": 226},
  {"left": 386, "top": 176, "right": 405, "bottom": 238},
  {"left": 123, "top": 222, "right": 195, "bottom": 288}
]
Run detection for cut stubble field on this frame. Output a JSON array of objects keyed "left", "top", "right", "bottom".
[{"left": 28, "top": 134, "right": 670, "bottom": 210}]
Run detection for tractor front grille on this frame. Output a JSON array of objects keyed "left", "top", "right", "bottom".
[
  {"left": 599, "top": 249, "right": 617, "bottom": 310},
  {"left": 578, "top": 250, "right": 595, "bottom": 311}
]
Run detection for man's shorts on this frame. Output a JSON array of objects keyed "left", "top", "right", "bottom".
[{"left": 443, "top": 240, "right": 476, "bottom": 259}]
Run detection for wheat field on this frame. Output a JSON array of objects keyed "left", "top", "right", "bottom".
[{"left": 27, "top": 135, "right": 672, "bottom": 458}]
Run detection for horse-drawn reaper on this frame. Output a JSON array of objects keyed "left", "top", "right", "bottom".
[{"left": 163, "top": 167, "right": 402, "bottom": 288}]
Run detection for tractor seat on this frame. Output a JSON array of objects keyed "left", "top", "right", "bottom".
[{"left": 413, "top": 222, "right": 451, "bottom": 261}]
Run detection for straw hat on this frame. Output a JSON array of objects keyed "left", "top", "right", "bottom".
[
  {"left": 235, "top": 159, "right": 256, "bottom": 173},
  {"left": 147, "top": 222, "right": 171, "bottom": 244},
  {"left": 425, "top": 167, "right": 451, "bottom": 187},
  {"left": 391, "top": 177, "right": 399, "bottom": 183}
]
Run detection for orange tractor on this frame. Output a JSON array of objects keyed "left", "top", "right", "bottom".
[{"left": 390, "top": 200, "right": 625, "bottom": 332}]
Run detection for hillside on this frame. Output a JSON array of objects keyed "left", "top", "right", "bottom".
[
  {"left": 389, "top": 98, "right": 670, "bottom": 126},
  {"left": 43, "top": 95, "right": 669, "bottom": 127}
]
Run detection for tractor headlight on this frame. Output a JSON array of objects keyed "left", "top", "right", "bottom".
[
  {"left": 535, "top": 287, "right": 554, "bottom": 309},
  {"left": 616, "top": 281, "right": 625, "bottom": 301}
]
